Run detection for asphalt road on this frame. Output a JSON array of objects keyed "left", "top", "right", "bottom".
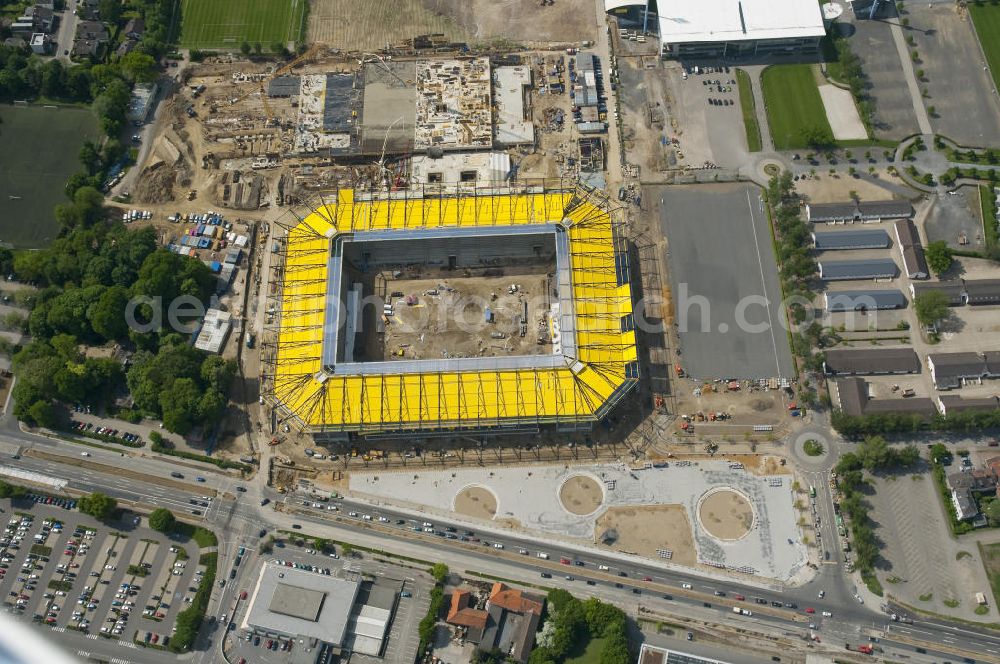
[{"left": 2, "top": 417, "right": 1000, "bottom": 664}]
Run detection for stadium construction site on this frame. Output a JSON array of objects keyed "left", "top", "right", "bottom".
[{"left": 259, "top": 181, "right": 639, "bottom": 442}]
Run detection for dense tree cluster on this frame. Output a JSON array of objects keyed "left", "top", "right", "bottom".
[
  {"left": 829, "top": 36, "right": 874, "bottom": 131},
  {"left": 78, "top": 492, "right": 117, "bottom": 520},
  {"left": 832, "top": 408, "right": 1000, "bottom": 437},
  {"left": 833, "top": 437, "right": 919, "bottom": 590},
  {"left": 531, "top": 590, "right": 629, "bottom": 664},
  {"left": 767, "top": 171, "right": 818, "bottom": 325}
]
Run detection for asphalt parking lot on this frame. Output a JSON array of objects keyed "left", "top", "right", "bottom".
[
  {"left": 905, "top": 4, "right": 1000, "bottom": 146},
  {"left": 657, "top": 183, "right": 795, "bottom": 380},
  {"left": 847, "top": 19, "right": 921, "bottom": 140},
  {"left": 0, "top": 498, "right": 206, "bottom": 652}
]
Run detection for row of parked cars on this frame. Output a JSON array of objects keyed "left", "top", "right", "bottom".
[
  {"left": 69, "top": 421, "right": 142, "bottom": 445},
  {"left": 27, "top": 494, "right": 76, "bottom": 510},
  {"left": 272, "top": 558, "right": 332, "bottom": 576}
]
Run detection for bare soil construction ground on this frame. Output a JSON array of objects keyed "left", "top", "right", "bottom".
[
  {"left": 422, "top": 0, "right": 597, "bottom": 44},
  {"left": 308, "top": 0, "right": 465, "bottom": 51},
  {"left": 454, "top": 485, "right": 498, "bottom": 519},
  {"left": 699, "top": 490, "right": 753, "bottom": 541},
  {"left": 380, "top": 273, "right": 551, "bottom": 361},
  {"left": 559, "top": 475, "right": 604, "bottom": 515},
  {"left": 595, "top": 505, "right": 696, "bottom": 566}
]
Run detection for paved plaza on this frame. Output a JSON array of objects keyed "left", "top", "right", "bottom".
[{"left": 349, "top": 461, "right": 807, "bottom": 581}]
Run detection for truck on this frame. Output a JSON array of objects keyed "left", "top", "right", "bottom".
[
  {"left": 856, "top": 644, "right": 873, "bottom": 655},
  {"left": 732, "top": 606, "right": 752, "bottom": 616}
]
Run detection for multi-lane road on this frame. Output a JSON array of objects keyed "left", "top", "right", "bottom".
[{"left": 2, "top": 416, "right": 1000, "bottom": 663}]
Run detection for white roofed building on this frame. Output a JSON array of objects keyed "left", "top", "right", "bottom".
[{"left": 655, "top": 0, "right": 826, "bottom": 59}]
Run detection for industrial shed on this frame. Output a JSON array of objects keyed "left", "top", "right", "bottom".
[
  {"left": 824, "top": 289, "right": 906, "bottom": 312},
  {"left": 927, "top": 352, "right": 996, "bottom": 390},
  {"left": 812, "top": 229, "right": 890, "bottom": 250},
  {"left": 835, "top": 377, "right": 935, "bottom": 418},
  {"left": 823, "top": 347, "right": 921, "bottom": 375},
  {"left": 806, "top": 200, "right": 913, "bottom": 223},
  {"left": 893, "top": 219, "right": 928, "bottom": 280},
  {"left": 818, "top": 258, "right": 898, "bottom": 281},
  {"left": 937, "top": 395, "right": 1000, "bottom": 416},
  {"left": 910, "top": 281, "right": 965, "bottom": 306},
  {"left": 965, "top": 279, "right": 1000, "bottom": 306}
]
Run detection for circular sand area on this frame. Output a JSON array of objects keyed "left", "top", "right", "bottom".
[
  {"left": 698, "top": 489, "right": 754, "bottom": 541},
  {"left": 559, "top": 474, "right": 604, "bottom": 516},
  {"left": 454, "top": 485, "right": 498, "bottom": 519}
]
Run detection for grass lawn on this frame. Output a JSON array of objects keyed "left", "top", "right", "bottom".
[
  {"left": 971, "top": 2, "right": 1000, "bottom": 95},
  {"left": 736, "top": 69, "right": 762, "bottom": 152},
  {"left": 979, "top": 541, "right": 1000, "bottom": 605},
  {"left": 760, "top": 64, "right": 833, "bottom": 151},
  {"left": 179, "top": 0, "right": 308, "bottom": 49},
  {"left": 564, "top": 636, "right": 606, "bottom": 664},
  {"left": 980, "top": 184, "right": 999, "bottom": 250},
  {"left": 0, "top": 104, "right": 100, "bottom": 248}
]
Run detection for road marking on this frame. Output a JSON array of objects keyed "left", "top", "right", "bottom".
[{"left": 744, "top": 187, "right": 782, "bottom": 378}]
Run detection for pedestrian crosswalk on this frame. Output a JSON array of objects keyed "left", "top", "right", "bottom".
[
  {"left": 75, "top": 651, "right": 90, "bottom": 659},
  {"left": 87, "top": 634, "right": 100, "bottom": 640},
  {"left": 118, "top": 641, "right": 137, "bottom": 649},
  {"left": 50, "top": 626, "right": 65, "bottom": 633},
  {"left": 110, "top": 658, "right": 131, "bottom": 664}
]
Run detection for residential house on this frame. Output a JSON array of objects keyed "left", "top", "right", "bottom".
[
  {"left": 444, "top": 584, "right": 544, "bottom": 663},
  {"left": 946, "top": 470, "right": 997, "bottom": 522}
]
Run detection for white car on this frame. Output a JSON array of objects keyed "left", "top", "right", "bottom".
[
  {"left": 817, "top": 590, "right": 825, "bottom": 598},
  {"left": 821, "top": 611, "right": 832, "bottom": 617},
  {"left": 493, "top": 543, "right": 504, "bottom": 549},
  {"left": 681, "top": 583, "right": 692, "bottom": 589}
]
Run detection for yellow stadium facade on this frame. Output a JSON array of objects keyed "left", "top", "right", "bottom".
[{"left": 264, "top": 184, "right": 638, "bottom": 440}]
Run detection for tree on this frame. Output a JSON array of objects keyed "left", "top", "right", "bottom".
[
  {"left": 930, "top": 443, "right": 951, "bottom": 465},
  {"left": 857, "top": 435, "right": 892, "bottom": 471},
  {"left": 120, "top": 52, "right": 158, "bottom": 84},
  {"left": 253, "top": 42, "right": 262, "bottom": 55},
  {"left": 149, "top": 508, "right": 176, "bottom": 533},
  {"left": 0, "top": 480, "right": 26, "bottom": 499},
  {"left": 78, "top": 492, "right": 117, "bottom": 520},
  {"left": 430, "top": 562, "right": 449, "bottom": 583},
  {"left": 799, "top": 124, "right": 834, "bottom": 149},
  {"left": 895, "top": 444, "right": 920, "bottom": 467},
  {"left": 240, "top": 41, "right": 251, "bottom": 56},
  {"left": 313, "top": 537, "right": 330, "bottom": 552},
  {"left": 925, "top": 240, "right": 953, "bottom": 276},
  {"left": 26, "top": 400, "right": 57, "bottom": 428},
  {"left": 913, "top": 289, "right": 950, "bottom": 329}
]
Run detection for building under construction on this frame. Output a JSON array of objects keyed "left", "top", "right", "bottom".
[{"left": 261, "top": 182, "right": 638, "bottom": 441}]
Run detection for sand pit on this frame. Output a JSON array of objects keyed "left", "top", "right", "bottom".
[
  {"left": 454, "top": 485, "right": 498, "bottom": 519},
  {"left": 698, "top": 489, "right": 754, "bottom": 541},
  {"left": 559, "top": 474, "right": 603, "bottom": 516},
  {"left": 595, "top": 505, "right": 696, "bottom": 566}
]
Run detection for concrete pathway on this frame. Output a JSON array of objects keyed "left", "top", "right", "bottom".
[
  {"left": 888, "top": 19, "right": 933, "bottom": 135},
  {"left": 745, "top": 65, "right": 774, "bottom": 153}
]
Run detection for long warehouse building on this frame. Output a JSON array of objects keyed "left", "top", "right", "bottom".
[{"left": 264, "top": 185, "right": 638, "bottom": 441}]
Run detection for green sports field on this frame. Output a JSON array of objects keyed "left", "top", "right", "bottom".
[
  {"left": 179, "top": 0, "right": 308, "bottom": 49},
  {"left": 971, "top": 2, "right": 1000, "bottom": 95},
  {"left": 761, "top": 64, "right": 834, "bottom": 150}
]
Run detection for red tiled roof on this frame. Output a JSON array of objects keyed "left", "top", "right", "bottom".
[
  {"left": 488, "top": 582, "right": 543, "bottom": 616},
  {"left": 447, "top": 590, "right": 488, "bottom": 630}
]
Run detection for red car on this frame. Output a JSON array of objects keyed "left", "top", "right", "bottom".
[
  {"left": 266, "top": 639, "right": 273, "bottom": 649},
  {"left": 560, "top": 558, "right": 571, "bottom": 565},
  {"left": 734, "top": 594, "right": 745, "bottom": 601},
  {"left": 151, "top": 634, "right": 159, "bottom": 644},
  {"left": 805, "top": 607, "right": 815, "bottom": 614},
  {"left": 643, "top": 576, "right": 652, "bottom": 582},
  {"left": 240, "top": 591, "right": 247, "bottom": 600}
]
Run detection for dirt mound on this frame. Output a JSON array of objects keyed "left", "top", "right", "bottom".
[
  {"left": 559, "top": 474, "right": 603, "bottom": 516},
  {"left": 134, "top": 162, "right": 178, "bottom": 204},
  {"left": 699, "top": 489, "right": 754, "bottom": 541},
  {"left": 454, "top": 485, "right": 498, "bottom": 519}
]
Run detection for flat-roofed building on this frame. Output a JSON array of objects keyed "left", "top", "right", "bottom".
[
  {"left": 927, "top": 352, "right": 990, "bottom": 390},
  {"left": 806, "top": 199, "right": 913, "bottom": 224},
  {"left": 494, "top": 66, "right": 534, "bottom": 146},
  {"left": 656, "top": 0, "right": 825, "bottom": 59},
  {"left": 818, "top": 258, "right": 898, "bottom": 281},
  {"left": 812, "top": 229, "right": 890, "bottom": 250},
  {"left": 824, "top": 289, "right": 906, "bottom": 312},
  {"left": 823, "top": 347, "right": 920, "bottom": 375},
  {"left": 193, "top": 308, "right": 231, "bottom": 354}
]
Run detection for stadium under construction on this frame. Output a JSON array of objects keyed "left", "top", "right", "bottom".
[{"left": 261, "top": 183, "right": 639, "bottom": 441}]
